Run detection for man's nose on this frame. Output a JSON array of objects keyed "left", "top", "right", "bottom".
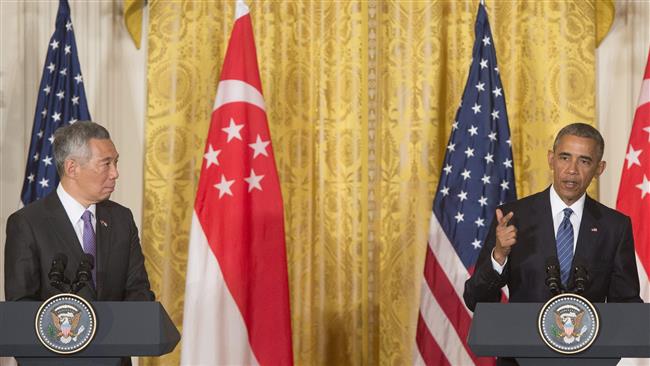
[
  {"left": 109, "top": 163, "right": 119, "bottom": 179},
  {"left": 567, "top": 159, "right": 578, "bottom": 174}
]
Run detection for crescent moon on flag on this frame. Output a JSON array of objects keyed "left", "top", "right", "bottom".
[{"left": 214, "top": 79, "right": 266, "bottom": 111}]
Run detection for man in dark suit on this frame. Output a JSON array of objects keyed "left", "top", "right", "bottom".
[
  {"left": 464, "top": 123, "right": 642, "bottom": 312},
  {"left": 5, "top": 121, "right": 154, "bottom": 302}
]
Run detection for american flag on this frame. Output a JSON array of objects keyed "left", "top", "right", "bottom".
[
  {"left": 616, "top": 47, "right": 650, "bottom": 303},
  {"left": 415, "top": 3, "right": 516, "bottom": 365},
  {"left": 20, "top": 0, "right": 91, "bottom": 205}
]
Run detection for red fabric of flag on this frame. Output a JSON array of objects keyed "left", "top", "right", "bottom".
[
  {"left": 181, "top": 2, "right": 293, "bottom": 365},
  {"left": 616, "top": 47, "right": 650, "bottom": 302}
]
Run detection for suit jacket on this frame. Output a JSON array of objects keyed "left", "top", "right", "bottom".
[
  {"left": 464, "top": 187, "right": 642, "bottom": 311},
  {"left": 5, "top": 191, "right": 154, "bottom": 302}
]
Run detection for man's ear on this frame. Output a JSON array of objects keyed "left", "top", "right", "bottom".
[
  {"left": 596, "top": 160, "right": 606, "bottom": 177},
  {"left": 63, "top": 159, "right": 77, "bottom": 178}
]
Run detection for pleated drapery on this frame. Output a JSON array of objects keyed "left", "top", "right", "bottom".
[{"left": 139, "top": 1, "right": 612, "bottom": 365}]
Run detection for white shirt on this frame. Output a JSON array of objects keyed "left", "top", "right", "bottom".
[
  {"left": 57, "top": 184, "right": 96, "bottom": 250},
  {"left": 491, "top": 185, "right": 585, "bottom": 274}
]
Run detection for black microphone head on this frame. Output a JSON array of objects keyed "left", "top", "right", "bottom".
[
  {"left": 545, "top": 257, "right": 562, "bottom": 295},
  {"left": 82, "top": 253, "right": 95, "bottom": 269},
  {"left": 572, "top": 262, "right": 589, "bottom": 294},
  {"left": 53, "top": 253, "right": 68, "bottom": 268},
  {"left": 545, "top": 257, "right": 560, "bottom": 274}
]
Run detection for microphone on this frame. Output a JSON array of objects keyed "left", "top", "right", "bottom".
[
  {"left": 71, "top": 254, "right": 95, "bottom": 294},
  {"left": 545, "top": 257, "right": 563, "bottom": 295},
  {"left": 48, "top": 253, "right": 70, "bottom": 293},
  {"left": 572, "top": 264, "right": 589, "bottom": 295}
]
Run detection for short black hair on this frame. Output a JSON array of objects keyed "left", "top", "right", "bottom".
[{"left": 552, "top": 123, "right": 604, "bottom": 161}]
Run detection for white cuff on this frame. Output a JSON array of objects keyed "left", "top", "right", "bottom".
[{"left": 491, "top": 248, "right": 507, "bottom": 274}]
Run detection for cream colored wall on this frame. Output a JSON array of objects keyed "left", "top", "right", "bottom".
[{"left": 598, "top": 0, "right": 650, "bottom": 207}]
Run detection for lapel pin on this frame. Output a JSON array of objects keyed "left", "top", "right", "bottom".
[
  {"left": 100, "top": 220, "right": 108, "bottom": 228},
  {"left": 591, "top": 227, "right": 598, "bottom": 232}
]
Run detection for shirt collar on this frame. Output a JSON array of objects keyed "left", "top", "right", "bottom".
[
  {"left": 549, "top": 184, "right": 585, "bottom": 219},
  {"left": 57, "top": 184, "right": 97, "bottom": 224}
]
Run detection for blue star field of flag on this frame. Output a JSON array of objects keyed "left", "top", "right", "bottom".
[
  {"left": 433, "top": 3, "right": 517, "bottom": 269},
  {"left": 20, "top": 0, "right": 91, "bottom": 205}
]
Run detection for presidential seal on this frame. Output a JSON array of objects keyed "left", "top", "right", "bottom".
[
  {"left": 34, "top": 293, "right": 97, "bottom": 354},
  {"left": 538, "top": 293, "right": 599, "bottom": 354}
]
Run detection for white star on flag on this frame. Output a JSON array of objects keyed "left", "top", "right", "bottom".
[
  {"left": 203, "top": 144, "right": 221, "bottom": 168},
  {"left": 42, "top": 156, "right": 53, "bottom": 166},
  {"left": 213, "top": 174, "right": 235, "bottom": 198},
  {"left": 248, "top": 135, "right": 270, "bottom": 158},
  {"left": 626, "top": 145, "right": 643, "bottom": 169},
  {"left": 222, "top": 118, "right": 244, "bottom": 142},
  {"left": 244, "top": 169, "right": 265, "bottom": 192},
  {"left": 637, "top": 175, "right": 650, "bottom": 199}
]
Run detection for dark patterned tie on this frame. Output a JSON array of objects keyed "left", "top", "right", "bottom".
[
  {"left": 556, "top": 208, "right": 574, "bottom": 286},
  {"left": 81, "top": 210, "right": 97, "bottom": 286}
]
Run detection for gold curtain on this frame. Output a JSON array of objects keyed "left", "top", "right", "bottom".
[{"left": 140, "top": 1, "right": 612, "bottom": 365}]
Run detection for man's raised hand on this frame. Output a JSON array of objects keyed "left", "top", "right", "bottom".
[{"left": 493, "top": 208, "right": 516, "bottom": 265}]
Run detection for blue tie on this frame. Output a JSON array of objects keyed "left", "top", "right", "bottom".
[
  {"left": 81, "top": 210, "right": 97, "bottom": 286},
  {"left": 556, "top": 208, "right": 574, "bottom": 286}
]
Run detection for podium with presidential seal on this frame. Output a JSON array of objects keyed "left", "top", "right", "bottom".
[
  {"left": 467, "top": 295, "right": 650, "bottom": 365},
  {"left": 0, "top": 296, "right": 180, "bottom": 365}
]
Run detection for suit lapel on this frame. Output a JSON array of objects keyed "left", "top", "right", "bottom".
[
  {"left": 44, "top": 193, "right": 84, "bottom": 258},
  {"left": 536, "top": 187, "right": 558, "bottom": 263},
  {"left": 572, "top": 195, "right": 601, "bottom": 281},
  {"left": 95, "top": 202, "right": 112, "bottom": 299}
]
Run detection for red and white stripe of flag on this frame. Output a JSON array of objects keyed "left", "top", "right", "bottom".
[
  {"left": 181, "top": 2, "right": 293, "bottom": 365},
  {"left": 414, "top": 214, "right": 494, "bottom": 366},
  {"left": 616, "top": 48, "right": 650, "bottom": 303}
]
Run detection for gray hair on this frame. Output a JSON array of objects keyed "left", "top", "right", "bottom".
[
  {"left": 53, "top": 121, "right": 111, "bottom": 176},
  {"left": 552, "top": 122, "right": 605, "bottom": 161}
]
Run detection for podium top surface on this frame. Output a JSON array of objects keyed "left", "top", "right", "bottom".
[
  {"left": 468, "top": 302, "right": 650, "bottom": 358},
  {"left": 0, "top": 301, "right": 180, "bottom": 357}
]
